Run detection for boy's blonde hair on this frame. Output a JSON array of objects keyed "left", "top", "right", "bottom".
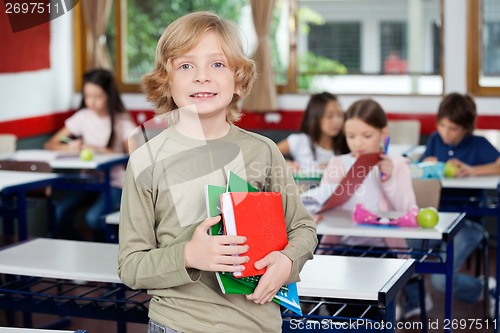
[{"left": 142, "top": 11, "right": 256, "bottom": 123}]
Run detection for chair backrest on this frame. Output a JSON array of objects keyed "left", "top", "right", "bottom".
[
  {"left": 474, "top": 129, "right": 500, "bottom": 150},
  {"left": 388, "top": 120, "right": 421, "bottom": 145},
  {"left": 0, "top": 134, "right": 16, "bottom": 153},
  {"left": 412, "top": 178, "right": 441, "bottom": 209},
  {"left": 0, "top": 160, "right": 52, "bottom": 173}
]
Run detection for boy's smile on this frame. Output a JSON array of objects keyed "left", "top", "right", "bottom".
[{"left": 170, "top": 30, "right": 237, "bottom": 121}]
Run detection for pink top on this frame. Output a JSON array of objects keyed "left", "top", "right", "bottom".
[
  {"left": 65, "top": 108, "right": 136, "bottom": 188},
  {"left": 320, "top": 154, "right": 416, "bottom": 248}
]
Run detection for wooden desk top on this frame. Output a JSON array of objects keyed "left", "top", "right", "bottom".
[{"left": 317, "top": 209, "right": 464, "bottom": 240}]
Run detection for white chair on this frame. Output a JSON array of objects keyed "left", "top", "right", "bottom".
[
  {"left": 0, "top": 134, "right": 16, "bottom": 153},
  {"left": 388, "top": 120, "right": 421, "bottom": 145},
  {"left": 474, "top": 129, "right": 500, "bottom": 150}
]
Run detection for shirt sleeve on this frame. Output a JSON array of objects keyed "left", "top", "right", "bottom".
[
  {"left": 476, "top": 136, "right": 500, "bottom": 164},
  {"left": 64, "top": 110, "right": 85, "bottom": 136},
  {"left": 320, "top": 156, "right": 345, "bottom": 185},
  {"left": 117, "top": 153, "right": 201, "bottom": 290},
  {"left": 380, "top": 156, "right": 417, "bottom": 211},
  {"left": 286, "top": 133, "right": 301, "bottom": 160},
  {"left": 420, "top": 132, "right": 439, "bottom": 162}
]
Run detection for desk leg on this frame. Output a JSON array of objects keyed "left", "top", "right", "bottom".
[
  {"left": 385, "top": 300, "right": 395, "bottom": 333},
  {"left": 17, "top": 192, "right": 28, "bottom": 241},
  {"left": 495, "top": 184, "right": 500, "bottom": 333},
  {"left": 1, "top": 194, "right": 15, "bottom": 242},
  {"left": 444, "top": 240, "right": 454, "bottom": 333},
  {"left": 104, "top": 169, "right": 112, "bottom": 214}
]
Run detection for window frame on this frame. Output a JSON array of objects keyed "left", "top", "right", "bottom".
[
  {"left": 467, "top": 0, "right": 500, "bottom": 96},
  {"left": 74, "top": 0, "right": 447, "bottom": 95}
]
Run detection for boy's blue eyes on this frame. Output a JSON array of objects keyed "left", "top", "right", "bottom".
[{"left": 178, "top": 62, "right": 225, "bottom": 69}]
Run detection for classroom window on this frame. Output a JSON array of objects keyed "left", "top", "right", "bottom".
[
  {"left": 75, "top": 0, "right": 443, "bottom": 95},
  {"left": 468, "top": 0, "right": 500, "bottom": 96},
  {"left": 380, "top": 22, "right": 407, "bottom": 74},
  {"left": 295, "top": 0, "right": 442, "bottom": 95}
]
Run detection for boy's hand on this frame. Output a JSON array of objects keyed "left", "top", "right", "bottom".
[
  {"left": 185, "top": 216, "right": 249, "bottom": 272},
  {"left": 422, "top": 156, "right": 438, "bottom": 163},
  {"left": 246, "top": 251, "right": 292, "bottom": 304},
  {"left": 450, "top": 159, "right": 474, "bottom": 177}
]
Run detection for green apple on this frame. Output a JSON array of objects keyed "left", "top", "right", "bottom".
[
  {"left": 417, "top": 207, "right": 439, "bottom": 228},
  {"left": 444, "top": 161, "right": 459, "bottom": 178},
  {"left": 80, "top": 148, "right": 94, "bottom": 161}
]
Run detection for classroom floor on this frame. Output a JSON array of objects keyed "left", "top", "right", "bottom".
[{"left": 0, "top": 248, "right": 496, "bottom": 333}]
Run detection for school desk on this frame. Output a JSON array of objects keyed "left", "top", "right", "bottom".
[
  {"left": 0, "top": 328, "right": 86, "bottom": 333},
  {"left": 286, "top": 255, "right": 415, "bottom": 333},
  {"left": 440, "top": 175, "right": 500, "bottom": 332},
  {"left": 0, "top": 238, "right": 415, "bottom": 333},
  {"left": 316, "top": 210, "right": 465, "bottom": 333},
  {"left": 8, "top": 149, "right": 129, "bottom": 214},
  {"left": 0, "top": 238, "right": 145, "bottom": 333},
  {"left": 0, "top": 170, "right": 61, "bottom": 241}
]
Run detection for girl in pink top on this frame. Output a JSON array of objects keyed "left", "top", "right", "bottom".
[
  {"left": 44, "top": 69, "right": 136, "bottom": 240},
  {"left": 319, "top": 98, "right": 416, "bottom": 249}
]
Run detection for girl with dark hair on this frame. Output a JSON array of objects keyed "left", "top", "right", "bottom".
[
  {"left": 320, "top": 98, "right": 415, "bottom": 246},
  {"left": 277, "top": 92, "right": 348, "bottom": 171},
  {"left": 44, "top": 68, "right": 136, "bottom": 240}
]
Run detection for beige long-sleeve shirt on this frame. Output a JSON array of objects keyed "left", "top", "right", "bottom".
[{"left": 118, "top": 124, "right": 317, "bottom": 332}]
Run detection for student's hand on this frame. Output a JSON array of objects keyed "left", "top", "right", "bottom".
[
  {"left": 185, "top": 216, "right": 249, "bottom": 272},
  {"left": 66, "top": 139, "right": 82, "bottom": 153},
  {"left": 246, "top": 251, "right": 292, "bottom": 304},
  {"left": 378, "top": 154, "right": 393, "bottom": 181},
  {"left": 450, "top": 159, "right": 474, "bottom": 177},
  {"left": 422, "top": 156, "right": 438, "bottom": 163}
]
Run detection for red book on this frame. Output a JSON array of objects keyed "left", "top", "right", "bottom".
[
  {"left": 220, "top": 191, "right": 288, "bottom": 278},
  {"left": 317, "top": 152, "right": 381, "bottom": 213}
]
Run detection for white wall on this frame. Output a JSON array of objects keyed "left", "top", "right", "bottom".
[{"left": 0, "top": 0, "right": 498, "bottom": 126}]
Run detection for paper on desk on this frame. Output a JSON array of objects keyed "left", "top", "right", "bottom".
[
  {"left": 14, "top": 150, "right": 60, "bottom": 161},
  {"left": 14, "top": 150, "right": 78, "bottom": 161},
  {"left": 300, "top": 183, "right": 337, "bottom": 214}
]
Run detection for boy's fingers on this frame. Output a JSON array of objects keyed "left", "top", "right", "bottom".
[
  {"left": 217, "top": 235, "right": 247, "bottom": 245},
  {"left": 199, "top": 215, "right": 221, "bottom": 233},
  {"left": 254, "top": 256, "right": 269, "bottom": 270}
]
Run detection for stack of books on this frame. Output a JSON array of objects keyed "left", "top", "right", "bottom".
[{"left": 205, "top": 171, "right": 302, "bottom": 315}]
